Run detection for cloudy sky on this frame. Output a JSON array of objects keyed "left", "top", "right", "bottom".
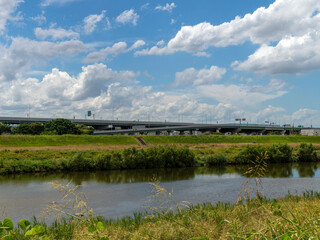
[{"left": 0, "top": 0, "right": 319, "bottom": 126}]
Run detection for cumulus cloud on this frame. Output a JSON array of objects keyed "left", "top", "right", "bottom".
[
  {"left": 137, "top": 0, "right": 320, "bottom": 55},
  {"left": 171, "top": 66, "right": 226, "bottom": 88},
  {"left": 35, "top": 27, "right": 79, "bottom": 40},
  {"left": 0, "top": 62, "right": 317, "bottom": 125},
  {"left": 0, "top": 37, "right": 85, "bottom": 82},
  {"left": 83, "top": 10, "right": 106, "bottom": 34},
  {"left": 233, "top": 31, "right": 320, "bottom": 74},
  {"left": 0, "top": 0, "right": 23, "bottom": 34},
  {"left": 155, "top": 3, "right": 176, "bottom": 12},
  {"left": 84, "top": 40, "right": 145, "bottom": 63},
  {"left": 116, "top": 9, "right": 139, "bottom": 26},
  {"left": 196, "top": 79, "right": 287, "bottom": 107}
]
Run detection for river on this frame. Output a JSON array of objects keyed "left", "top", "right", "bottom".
[{"left": 1, "top": 162, "right": 320, "bottom": 223}]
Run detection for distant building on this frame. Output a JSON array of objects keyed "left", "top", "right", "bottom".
[{"left": 301, "top": 129, "right": 320, "bottom": 136}]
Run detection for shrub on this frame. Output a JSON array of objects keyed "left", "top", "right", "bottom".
[
  {"left": 76, "top": 124, "right": 94, "bottom": 135},
  {"left": 267, "top": 144, "right": 293, "bottom": 163},
  {"left": 12, "top": 122, "right": 44, "bottom": 135},
  {"left": 204, "top": 153, "right": 227, "bottom": 166},
  {"left": 297, "top": 143, "right": 317, "bottom": 162},
  {"left": 0, "top": 123, "right": 11, "bottom": 134},
  {"left": 95, "top": 153, "right": 113, "bottom": 170},
  {"left": 69, "top": 153, "right": 93, "bottom": 171},
  {"left": 235, "top": 145, "right": 267, "bottom": 164}
]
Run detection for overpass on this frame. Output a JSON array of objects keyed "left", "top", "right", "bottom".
[
  {"left": 93, "top": 123, "right": 300, "bottom": 135},
  {"left": 0, "top": 116, "right": 302, "bottom": 135}
]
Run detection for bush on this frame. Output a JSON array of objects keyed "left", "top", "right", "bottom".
[
  {"left": 0, "top": 123, "right": 11, "bottom": 134},
  {"left": 235, "top": 145, "right": 267, "bottom": 164},
  {"left": 69, "top": 153, "right": 94, "bottom": 171},
  {"left": 76, "top": 124, "right": 94, "bottom": 135},
  {"left": 267, "top": 144, "right": 293, "bottom": 163},
  {"left": 95, "top": 153, "right": 113, "bottom": 170},
  {"left": 12, "top": 122, "right": 44, "bottom": 135},
  {"left": 204, "top": 153, "right": 227, "bottom": 166},
  {"left": 297, "top": 143, "right": 317, "bottom": 162},
  {"left": 45, "top": 119, "right": 80, "bottom": 135}
]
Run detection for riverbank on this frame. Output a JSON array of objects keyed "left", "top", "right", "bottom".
[
  {"left": 2, "top": 192, "right": 320, "bottom": 239},
  {"left": 1, "top": 135, "right": 320, "bottom": 148},
  {"left": 0, "top": 142, "right": 319, "bottom": 174}
]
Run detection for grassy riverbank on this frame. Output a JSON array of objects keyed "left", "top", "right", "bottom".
[
  {"left": 0, "top": 142, "right": 319, "bottom": 174},
  {"left": 1, "top": 135, "right": 320, "bottom": 148},
  {"left": 142, "top": 134, "right": 320, "bottom": 145},
  {"left": 2, "top": 192, "right": 320, "bottom": 239},
  {"left": 0, "top": 135, "right": 138, "bottom": 148}
]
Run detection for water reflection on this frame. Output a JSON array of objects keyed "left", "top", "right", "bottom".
[{"left": 0, "top": 162, "right": 320, "bottom": 185}]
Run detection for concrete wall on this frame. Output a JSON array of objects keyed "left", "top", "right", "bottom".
[{"left": 301, "top": 129, "right": 320, "bottom": 136}]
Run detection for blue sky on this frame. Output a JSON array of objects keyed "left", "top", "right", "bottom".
[{"left": 0, "top": 0, "right": 320, "bottom": 126}]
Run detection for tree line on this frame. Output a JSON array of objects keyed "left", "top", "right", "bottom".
[{"left": 0, "top": 119, "right": 94, "bottom": 135}]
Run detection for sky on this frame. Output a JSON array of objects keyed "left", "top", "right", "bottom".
[{"left": 0, "top": 0, "right": 319, "bottom": 126}]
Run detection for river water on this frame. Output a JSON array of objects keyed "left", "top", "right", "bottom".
[{"left": 1, "top": 162, "right": 320, "bottom": 223}]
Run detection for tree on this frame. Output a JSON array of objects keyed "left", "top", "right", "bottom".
[
  {"left": 12, "top": 122, "right": 44, "bottom": 135},
  {"left": 44, "top": 119, "right": 80, "bottom": 135},
  {"left": 0, "top": 123, "right": 11, "bottom": 134}
]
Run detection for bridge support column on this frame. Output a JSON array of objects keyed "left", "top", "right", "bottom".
[{"left": 233, "top": 128, "right": 241, "bottom": 134}]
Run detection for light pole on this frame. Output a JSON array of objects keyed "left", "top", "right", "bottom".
[{"left": 235, "top": 118, "right": 246, "bottom": 124}]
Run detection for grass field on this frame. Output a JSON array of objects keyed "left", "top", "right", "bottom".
[
  {"left": 142, "top": 135, "right": 320, "bottom": 145},
  {"left": 1, "top": 135, "right": 320, "bottom": 149},
  {"left": 0, "top": 135, "right": 138, "bottom": 147}
]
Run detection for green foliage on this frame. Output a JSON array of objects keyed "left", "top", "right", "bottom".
[
  {"left": 76, "top": 124, "right": 94, "bottom": 135},
  {"left": 235, "top": 145, "right": 266, "bottom": 164},
  {"left": 12, "top": 122, "right": 44, "bottom": 135},
  {"left": 297, "top": 143, "right": 317, "bottom": 162},
  {"left": 268, "top": 144, "right": 293, "bottom": 163},
  {"left": 0, "top": 123, "right": 11, "bottom": 134},
  {"left": 204, "top": 153, "right": 228, "bottom": 166},
  {"left": 45, "top": 119, "right": 80, "bottom": 135},
  {"left": 69, "top": 153, "right": 94, "bottom": 171}
]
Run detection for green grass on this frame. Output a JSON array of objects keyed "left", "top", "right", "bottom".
[
  {"left": 1, "top": 134, "right": 320, "bottom": 148},
  {"left": 142, "top": 134, "right": 320, "bottom": 145},
  {"left": 0, "top": 135, "right": 138, "bottom": 147}
]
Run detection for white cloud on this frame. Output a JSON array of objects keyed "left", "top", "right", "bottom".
[
  {"left": 84, "top": 42, "right": 128, "bottom": 63},
  {"left": 157, "top": 40, "right": 165, "bottom": 46},
  {"left": 140, "top": 3, "right": 150, "bottom": 10},
  {"left": 128, "top": 40, "right": 146, "bottom": 51},
  {"left": 0, "top": 63, "right": 317, "bottom": 125},
  {"left": 196, "top": 80, "right": 287, "bottom": 107},
  {"left": 31, "top": 11, "right": 47, "bottom": 25},
  {"left": 155, "top": 3, "right": 176, "bottom": 12},
  {"left": 116, "top": 9, "right": 139, "bottom": 26},
  {"left": 84, "top": 40, "right": 145, "bottom": 63},
  {"left": 0, "top": 37, "right": 85, "bottom": 82},
  {"left": 172, "top": 66, "right": 226, "bottom": 88},
  {"left": 0, "top": 0, "right": 23, "bottom": 34},
  {"left": 137, "top": 0, "right": 320, "bottom": 55},
  {"left": 41, "top": 0, "right": 80, "bottom": 7},
  {"left": 35, "top": 27, "right": 79, "bottom": 40},
  {"left": 233, "top": 31, "right": 320, "bottom": 74},
  {"left": 83, "top": 10, "right": 106, "bottom": 34}
]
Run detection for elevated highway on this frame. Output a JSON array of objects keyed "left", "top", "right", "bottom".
[{"left": 0, "top": 116, "right": 303, "bottom": 135}]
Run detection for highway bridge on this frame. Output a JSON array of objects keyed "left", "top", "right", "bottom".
[{"left": 0, "top": 116, "right": 302, "bottom": 135}]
